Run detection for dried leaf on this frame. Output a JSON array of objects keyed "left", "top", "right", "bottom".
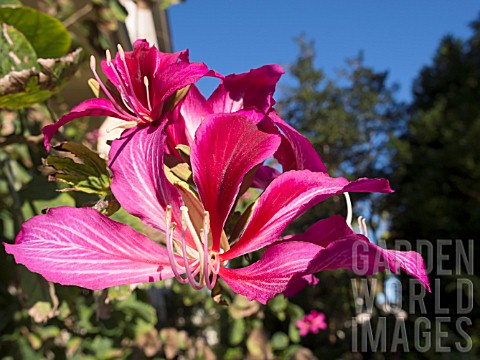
[
  {"left": 0, "top": 48, "right": 82, "bottom": 109},
  {"left": 45, "top": 141, "right": 111, "bottom": 196}
]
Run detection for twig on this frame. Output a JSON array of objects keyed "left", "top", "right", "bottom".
[
  {"left": 0, "top": 134, "right": 44, "bottom": 148},
  {"left": 63, "top": 3, "right": 94, "bottom": 28}
]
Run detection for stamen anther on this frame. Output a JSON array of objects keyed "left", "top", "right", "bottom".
[
  {"left": 117, "top": 44, "right": 125, "bottom": 60},
  {"left": 106, "top": 49, "right": 112, "bottom": 65},
  {"left": 89, "top": 55, "right": 96, "bottom": 70}
]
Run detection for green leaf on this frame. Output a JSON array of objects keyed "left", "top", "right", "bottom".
[
  {"left": 229, "top": 318, "right": 245, "bottom": 346},
  {"left": 0, "top": 0, "right": 21, "bottom": 5},
  {"left": 288, "top": 321, "right": 301, "bottom": 343},
  {"left": 0, "top": 48, "right": 81, "bottom": 109},
  {"left": 107, "top": 285, "right": 135, "bottom": 301},
  {"left": 0, "top": 24, "right": 37, "bottom": 76},
  {"left": 108, "top": 0, "right": 128, "bottom": 22},
  {"left": 270, "top": 332, "right": 289, "bottom": 350},
  {"left": 18, "top": 267, "right": 50, "bottom": 308},
  {"left": 0, "top": 6, "right": 71, "bottom": 58},
  {"left": 45, "top": 141, "right": 111, "bottom": 196}
]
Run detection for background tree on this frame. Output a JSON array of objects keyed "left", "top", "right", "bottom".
[
  {"left": 382, "top": 16, "right": 480, "bottom": 356},
  {"left": 279, "top": 36, "right": 406, "bottom": 232},
  {"left": 279, "top": 37, "right": 412, "bottom": 358}
]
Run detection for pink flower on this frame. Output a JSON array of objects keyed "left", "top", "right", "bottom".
[
  {"left": 5, "top": 111, "right": 429, "bottom": 303},
  {"left": 306, "top": 311, "right": 327, "bottom": 333},
  {"left": 296, "top": 311, "right": 327, "bottom": 336},
  {"left": 42, "top": 39, "right": 210, "bottom": 151},
  {"left": 165, "top": 64, "right": 327, "bottom": 180},
  {"left": 6, "top": 51, "right": 431, "bottom": 304}
]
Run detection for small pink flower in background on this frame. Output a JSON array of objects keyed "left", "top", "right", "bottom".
[
  {"left": 307, "top": 311, "right": 327, "bottom": 333},
  {"left": 296, "top": 311, "right": 327, "bottom": 336},
  {"left": 85, "top": 129, "right": 100, "bottom": 148}
]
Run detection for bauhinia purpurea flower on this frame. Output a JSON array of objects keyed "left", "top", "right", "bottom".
[
  {"left": 5, "top": 41, "right": 430, "bottom": 304},
  {"left": 42, "top": 39, "right": 210, "bottom": 151}
]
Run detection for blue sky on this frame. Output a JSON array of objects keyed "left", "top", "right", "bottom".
[{"left": 170, "top": 1, "right": 479, "bottom": 101}]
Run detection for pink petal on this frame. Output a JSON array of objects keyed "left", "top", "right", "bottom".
[
  {"left": 109, "top": 122, "right": 184, "bottom": 237},
  {"left": 283, "top": 215, "right": 353, "bottom": 247},
  {"left": 306, "top": 234, "right": 430, "bottom": 292},
  {"left": 208, "top": 65, "right": 284, "bottom": 114},
  {"left": 42, "top": 98, "right": 132, "bottom": 152},
  {"left": 269, "top": 111, "right": 327, "bottom": 173},
  {"left": 191, "top": 112, "right": 281, "bottom": 252},
  {"left": 4, "top": 207, "right": 176, "bottom": 289},
  {"left": 296, "top": 320, "right": 311, "bottom": 336},
  {"left": 103, "top": 40, "right": 209, "bottom": 120},
  {"left": 251, "top": 165, "right": 281, "bottom": 190},
  {"left": 219, "top": 241, "right": 322, "bottom": 304},
  {"left": 222, "top": 171, "right": 392, "bottom": 260},
  {"left": 283, "top": 274, "right": 319, "bottom": 298},
  {"left": 164, "top": 85, "right": 212, "bottom": 157},
  {"left": 179, "top": 85, "right": 212, "bottom": 144}
]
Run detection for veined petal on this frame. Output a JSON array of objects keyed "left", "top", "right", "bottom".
[
  {"left": 4, "top": 207, "right": 176, "bottom": 289},
  {"left": 222, "top": 170, "right": 392, "bottom": 260},
  {"left": 305, "top": 234, "right": 431, "bottom": 292},
  {"left": 109, "top": 122, "right": 184, "bottom": 237},
  {"left": 190, "top": 112, "right": 281, "bottom": 251},
  {"left": 165, "top": 85, "right": 212, "bottom": 154},
  {"left": 43, "top": 98, "right": 134, "bottom": 152},
  {"left": 219, "top": 241, "right": 321, "bottom": 304},
  {"left": 179, "top": 85, "right": 212, "bottom": 144},
  {"left": 103, "top": 40, "right": 209, "bottom": 120},
  {"left": 208, "top": 65, "right": 284, "bottom": 114},
  {"left": 269, "top": 111, "right": 327, "bottom": 173},
  {"left": 283, "top": 215, "right": 353, "bottom": 247}
]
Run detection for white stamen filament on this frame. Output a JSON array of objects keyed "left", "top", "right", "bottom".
[
  {"left": 357, "top": 216, "right": 369, "bottom": 237},
  {"left": 116, "top": 44, "right": 142, "bottom": 110},
  {"left": 89, "top": 55, "right": 134, "bottom": 120},
  {"left": 165, "top": 206, "right": 188, "bottom": 284},
  {"left": 106, "top": 61, "right": 143, "bottom": 117},
  {"left": 344, "top": 192, "right": 353, "bottom": 228},
  {"left": 103, "top": 47, "right": 149, "bottom": 120},
  {"left": 165, "top": 206, "right": 221, "bottom": 290}
]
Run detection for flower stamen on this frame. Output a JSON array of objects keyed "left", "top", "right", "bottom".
[
  {"left": 202, "top": 212, "right": 218, "bottom": 290},
  {"left": 344, "top": 192, "right": 353, "bottom": 228},
  {"left": 89, "top": 55, "right": 134, "bottom": 120},
  {"left": 165, "top": 206, "right": 188, "bottom": 284},
  {"left": 165, "top": 206, "right": 220, "bottom": 290},
  {"left": 181, "top": 209, "right": 203, "bottom": 289},
  {"left": 357, "top": 216, "right": 369, "bottom": 237}
]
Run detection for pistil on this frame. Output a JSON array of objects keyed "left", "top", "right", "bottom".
[{"left": 144, "top": 76, "right": 153, "bottom": 111}]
